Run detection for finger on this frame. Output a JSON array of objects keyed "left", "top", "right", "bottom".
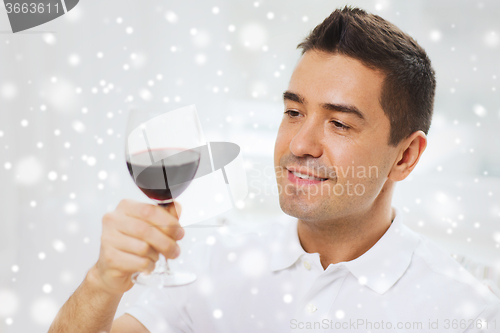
[
  {"left": 104, "top": 246, "right": 156, "bottom": 274},
  {"left": 118, "top": 199, "right": 181, "bottom": 232},
  {"left": 162, "top": 202, "right": 184, "bottom": 239},
  {"left": 115, "top": 213, "right": 181, "bottom": 259},
  {"left": 168, "top": 201, "right": 182, "bottom": 220},
  {"left": 107, "top": 229, "right": 159, "bottom": 263}
]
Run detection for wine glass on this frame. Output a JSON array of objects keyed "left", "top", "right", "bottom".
[{"left": 125, "top": 104, "right": 204, "bottom": 287}]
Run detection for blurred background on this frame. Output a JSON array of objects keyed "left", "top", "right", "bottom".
[{"left": 0, "top": 0, "right": 499, "bottom": 331}]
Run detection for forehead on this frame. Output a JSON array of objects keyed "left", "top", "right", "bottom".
[{"left": 288, "top": 51, "right": 386, "bottom": 121}]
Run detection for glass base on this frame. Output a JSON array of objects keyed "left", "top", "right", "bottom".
[{"left": 132, "top": 270, "right": 197, "bottom": 288}]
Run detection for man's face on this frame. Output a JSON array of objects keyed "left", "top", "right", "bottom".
[{"left": 274, "top": 50, "right": 398, "bottom": 222}]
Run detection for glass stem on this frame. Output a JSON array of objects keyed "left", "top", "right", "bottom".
[{"left": 157, "top": 202, "right": 173, "bottom": 276}]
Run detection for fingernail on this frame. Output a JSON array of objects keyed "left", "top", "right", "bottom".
[
  {"left": 175, "top": 227, "right": 184, "bottom": 240},
  {"left": 173, "top": 245, "right": 181, "bottom": 258}
]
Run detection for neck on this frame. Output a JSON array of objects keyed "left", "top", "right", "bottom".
[{"left": 297, "top": 184, "right": 395, "bottom": 270}]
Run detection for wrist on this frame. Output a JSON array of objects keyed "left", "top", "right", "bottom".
[{"left": 85, "top": 264, "right": 124, "bottom": 299}]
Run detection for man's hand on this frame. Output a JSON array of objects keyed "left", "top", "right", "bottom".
[{"left": 90, "top": 199, "right": 184, "bottom": 295}]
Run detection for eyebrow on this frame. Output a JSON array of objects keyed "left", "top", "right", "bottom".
[{"left": 283, "top": 90, "right": 366, "bottom": 121}]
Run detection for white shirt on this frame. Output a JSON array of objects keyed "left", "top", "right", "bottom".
[{"left": 125, "top": 208, "right": 500, "bottom": 332}]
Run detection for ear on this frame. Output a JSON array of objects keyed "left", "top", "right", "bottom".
[{"left": 388, "top": 131, "right": 427, "bottom": 182}]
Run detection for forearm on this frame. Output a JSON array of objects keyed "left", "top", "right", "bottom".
[{"left": 48, "top": 265, "right": 123, "bottom": 333}]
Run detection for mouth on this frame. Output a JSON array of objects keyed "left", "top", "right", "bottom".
[{"left": 285, "top": 167, "right": 329, "bottom": 184}]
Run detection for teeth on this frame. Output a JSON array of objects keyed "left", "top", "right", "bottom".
[{"left": 292, "top": 171, "right": 326, "bottom": 181}]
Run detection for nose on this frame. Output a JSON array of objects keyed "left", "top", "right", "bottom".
[{"left": 289, "top": 116, "right": 323, "bottom": 158}]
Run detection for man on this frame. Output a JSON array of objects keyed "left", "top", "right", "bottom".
[{"left": 49, "top": 6, "right": 500, "bottom": 333}]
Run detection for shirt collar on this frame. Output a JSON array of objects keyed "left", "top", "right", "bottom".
[{"left": 270, "top": 207, "right": 421, "bottom": 295}]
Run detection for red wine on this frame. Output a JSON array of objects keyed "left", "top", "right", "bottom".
[{"left": 127, "top": 148, "right": 200, "bottom": 203}]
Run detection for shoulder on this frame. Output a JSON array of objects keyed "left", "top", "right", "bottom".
[{"left": 405, "top": 226, "right": 500, "bottom": 308}]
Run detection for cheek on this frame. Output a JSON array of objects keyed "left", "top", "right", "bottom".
[
  {"left": 324, "top": 140, "right": 383, "bottom": 183},
  {"left": 274, "top": 121, "right": 291, "bottom": 165},
  {"left": 323, "top": 140, "right": 356, "bottom": 169},
  {"left": 349, "top": 151, "right": 389, "bottom": 189}
]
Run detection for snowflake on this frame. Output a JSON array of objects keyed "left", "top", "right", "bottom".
[{"left": 213, "top": 309, "right": 223, "bottom": 319}]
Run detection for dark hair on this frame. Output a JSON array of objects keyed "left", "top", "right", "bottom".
[{"left": 297, "top": 6, "right": 436, "bottom": 146}]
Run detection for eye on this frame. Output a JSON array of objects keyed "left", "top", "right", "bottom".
[
  {"left": 284, "top": 110, "right": 301, "bottom": 118},
  {"left": 331, "top": 120, "right": 350, "bottom": 130}
]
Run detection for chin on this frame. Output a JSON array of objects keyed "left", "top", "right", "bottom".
[
  {"left": 279, "top": 195, "right": 325, "bottom": 221},
  {"left": 278, "top": 192, "right": 354, "bottom": 222}
]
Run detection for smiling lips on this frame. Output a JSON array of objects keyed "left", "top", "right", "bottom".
[{"left": 286, "top": 167, "right": 329, "bottom": 185}]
